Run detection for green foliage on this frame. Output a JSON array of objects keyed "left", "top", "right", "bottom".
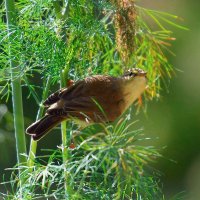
[
  {"left": 0, "top": 0, "right": 186, "bottom": 199},
  {"left": 133, "top": 6, "right": 188, "bottom": 99},
  {"left": 0, "top": 0, "right": 120, "bottom": 97},
  {"left": 1, "top": 119, "right": 165, "bottom": 200},
  {"left": 0, "top": 0, "right": 185, "bottom": 100}
]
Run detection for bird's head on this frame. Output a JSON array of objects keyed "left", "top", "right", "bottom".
[
  {"left": 122, "top": 68, "right": 147, "bottom": 79},
  {"left": 121, "top": 68, "right": 147, "bottom": 94}
]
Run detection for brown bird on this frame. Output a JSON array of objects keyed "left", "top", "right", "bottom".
[{"left": 26, "top": 68, "right": 147, "bottom": 140}]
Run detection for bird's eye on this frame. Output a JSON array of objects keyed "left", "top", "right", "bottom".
[
  {"left": 129, "top": 71, "right": 137, "bottom": 76},
  {"left": 123, "top": 70, "right": 137, "bottom": 77},
  {"left": 129, "top": 72, "right": 134, "bottom": 76}
]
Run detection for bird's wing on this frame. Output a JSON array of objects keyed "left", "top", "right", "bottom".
[
  {"left": 47, "top": 96, "right": 109, "bottom": 123},
  {"left": 61, "top": 75, "right": 121, "bottom": 99},
  {"left": 43, "top": 80, "right": 83, "bottom": 107},
  {"left": 43, "top": 75, "right": 118, "bottom": 107},
  {"left": 45, "top": 75, "right": 123, "bottom": 122},
  {"left": 43, "top": 88, "right": 65, "bottom": 107}
]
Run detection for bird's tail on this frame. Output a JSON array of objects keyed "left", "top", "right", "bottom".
[{"left": 26, "top": 115, "right": 63, "bottom": 141}]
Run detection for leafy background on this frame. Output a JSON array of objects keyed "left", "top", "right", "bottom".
[
  {"left": 0, "top": 0, "right": 200, "bottom": 199},
  {"left": 137, "top": 0, "right": 200, "bottom": 199}
]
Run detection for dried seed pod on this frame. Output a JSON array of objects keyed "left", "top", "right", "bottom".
[{"left": 111, "top": 0, "right": 137, "bottom": 64}]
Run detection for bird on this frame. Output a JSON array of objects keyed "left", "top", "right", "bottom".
[{"left": 26, "top": 68, "right": 147, "bottom": 141}]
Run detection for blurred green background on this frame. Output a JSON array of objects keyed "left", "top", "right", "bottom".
[{"left": 0, "top": 0, "right": 200, "bottom": 199}]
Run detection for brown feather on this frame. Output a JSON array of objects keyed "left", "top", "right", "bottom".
[
  {"left": 26, "top": 70, "right": 147, "bottom": 141},
  {"left": 26, "top": 115, "right": 63, "bottom": 140}
]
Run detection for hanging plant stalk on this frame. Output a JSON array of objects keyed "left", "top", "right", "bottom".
[
  {"left": 111, "top": 0, "right": 137, "bottom": 65},
  {"left": 60, "top": 68, "right": 70, "bottom": 197},
  {"left": 5, "top": 0, "right": 27, "bottom": 186},
  {"left": 27, "top": 77, "right": 51, "bottom": 168},
  {"left": 53, "top": 1, "right": 71, "bottom": 197}
]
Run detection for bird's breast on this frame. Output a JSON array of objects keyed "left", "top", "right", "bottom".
[{"left": 120, "top": 76, "right": 147, "bottom": 111}]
